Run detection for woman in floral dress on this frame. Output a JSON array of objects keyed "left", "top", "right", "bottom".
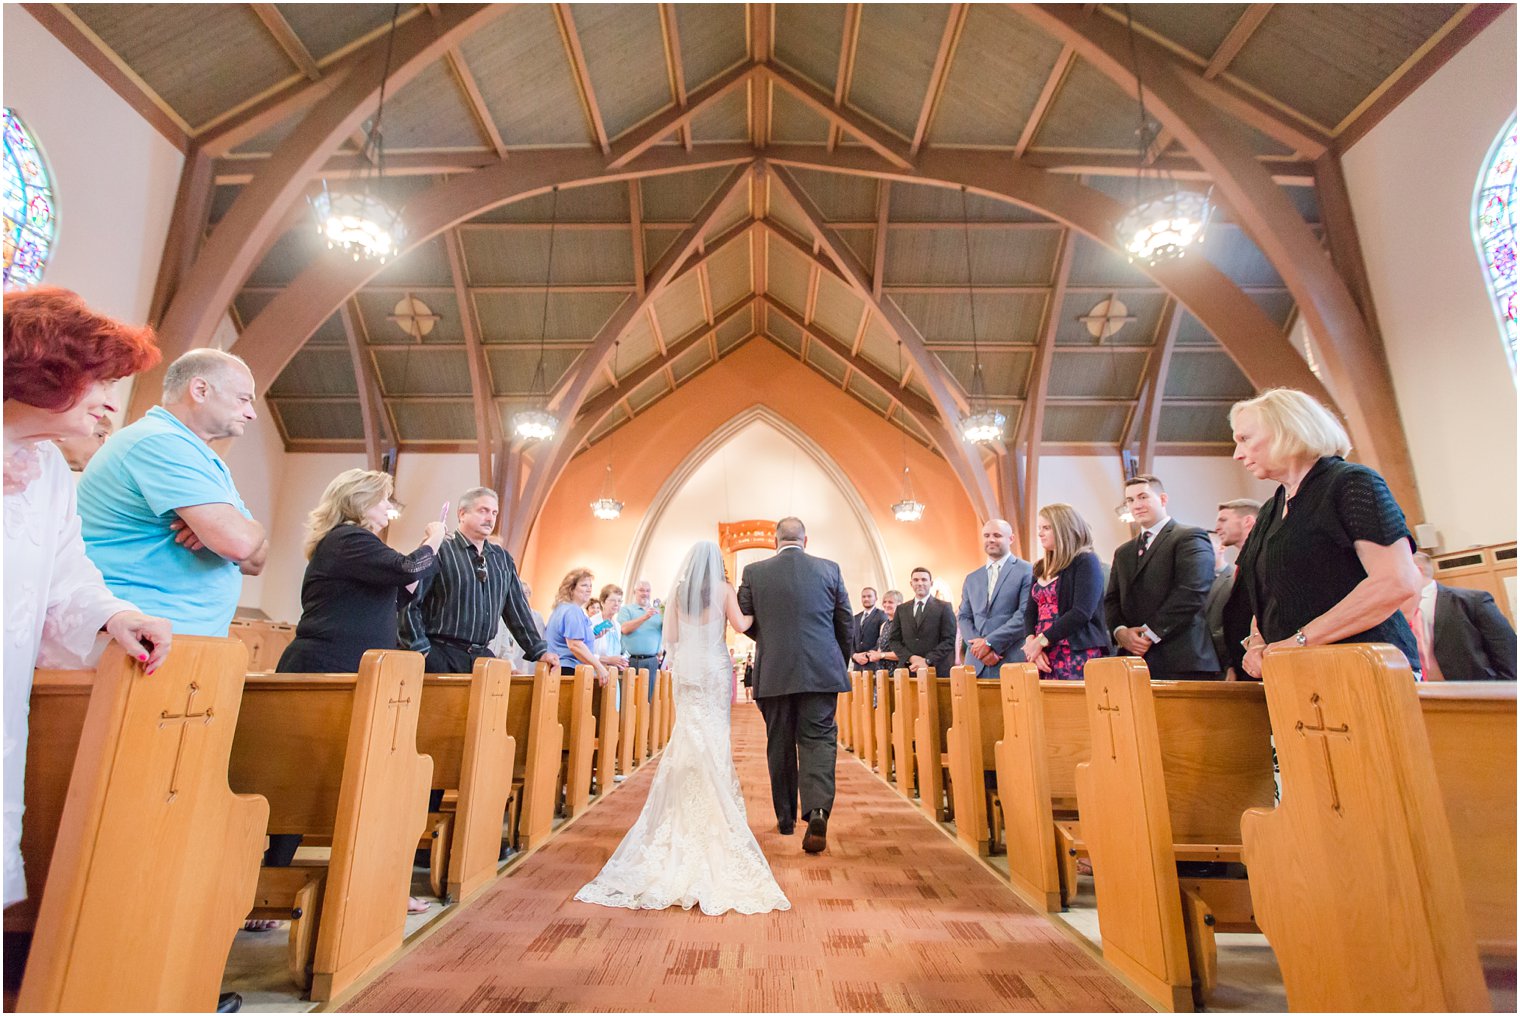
[{"left": 1021, "top": 503, "right": 1109, "bottom": 681}]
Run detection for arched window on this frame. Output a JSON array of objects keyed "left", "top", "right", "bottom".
[
  {"left": 3, "top": 108, "right": 57, "bottom": 292},
  {"left": 1473, "top": 114, "right": 1517, "bottom": 376}
]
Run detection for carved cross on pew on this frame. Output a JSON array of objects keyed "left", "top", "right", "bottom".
[
  {"left": 1097, "top": 686, "right": 1121, "bottom": 760},
  {"left": 159, "top": 682, "right": 214, "bottom": 803},
  {"left": 488, "top": 679, "right": 508, "bottom": 733},
  {"left": 387, "top": 681, "right": 413, "bottom": 752},
  {"left": 1005, "top": 685, "right": 1023, "bottom": 739},
  {"left": 1296, "top": 692, "right": 1351, "bottom": 814}
]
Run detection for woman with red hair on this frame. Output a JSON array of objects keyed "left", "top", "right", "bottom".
[{"left": 3, "top": 286, "right": 173, "bottom": 909}]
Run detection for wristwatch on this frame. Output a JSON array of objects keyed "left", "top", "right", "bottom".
[{"left": 1294, "top": 628, "right": 1308, "bottom": 647}]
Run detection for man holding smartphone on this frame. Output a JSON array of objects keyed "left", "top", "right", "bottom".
[{"left": 618, "top": 577, "right": 664, "bottom": 699}]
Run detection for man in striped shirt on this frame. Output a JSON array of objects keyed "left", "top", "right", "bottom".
[{"left": 400, "top": 487, "right": 557, "bottom": 674}]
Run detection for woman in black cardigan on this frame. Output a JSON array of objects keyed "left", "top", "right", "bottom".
[{"left": 1020, "top": 503, "right": 1110, "bottom": 680}]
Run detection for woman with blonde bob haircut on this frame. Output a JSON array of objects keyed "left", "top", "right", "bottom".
[
  {"left": 1020, "top": 503, "right": 1109, "bottom": 680},
  {"left": 545, "top": 567, "right": 610, "bottom": 684},
  {"left": 277, "top": 468, "right": 445, "bottom": 673},
  {"left": 1228, "top": 388, "right": 1422, "bottom": 678}
]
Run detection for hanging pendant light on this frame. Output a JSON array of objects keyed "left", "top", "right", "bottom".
[
  {"left": 590, "top": 341, "right": 623, "bottom": 519},
  {"left": 1113, "top": 5, "right": 1212, "bottom": 267},
  {"left": 953, "top": 186, "right": 1006, "bottom": 445},
  {"left": 513, "top": 186, "right": 562, "bottom": 441},
  {"left": 890, "top": 343, "right": 926, "bottom": 522},
  {"left": 310, "top": 4, "right": 406, "bottom": 262}
]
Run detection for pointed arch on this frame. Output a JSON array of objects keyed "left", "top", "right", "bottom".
[{"left": 619, "top": 406, "right": 894, "bottom": 594}]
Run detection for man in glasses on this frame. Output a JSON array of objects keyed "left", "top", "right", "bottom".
[{"left": 400, "top": 487, "right": 557, "bottom": 675}]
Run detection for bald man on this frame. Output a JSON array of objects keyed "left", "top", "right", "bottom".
[{"left": 957, "top": 519, "right": 1034, "bottom": 678}]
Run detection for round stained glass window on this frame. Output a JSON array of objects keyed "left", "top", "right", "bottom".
[{"left": 3, "top": 108, "right": 57, "bottom": 292}]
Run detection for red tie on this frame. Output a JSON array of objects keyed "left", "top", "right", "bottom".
[{"left": 1412, "top": 606, "right": 1445, "bottom": 681}]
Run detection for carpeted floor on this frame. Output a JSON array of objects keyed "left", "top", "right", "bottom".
[{"left": 338, "top": 702, "right": 1146, "bottom": 1012}]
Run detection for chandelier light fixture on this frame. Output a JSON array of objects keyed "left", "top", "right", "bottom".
[
  {"left": 310, "top": 4, "right": 406, "bottom": 263},
  {"left": 953, "top": 186, "right": 1006, "bottom": 445},
  {"left": 890, "top": 343, "right": 925, "bottom": 522},
  {"left": 1114, "top": 5, "right": 1212, "bottom": 267},
  {"left": 513, "top": 186, "right": 562, "bottom": 442},
  {"left": 590, "top": 341, "right": 624, "bottom": 520}
]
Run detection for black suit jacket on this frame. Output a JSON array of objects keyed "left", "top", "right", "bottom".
[
  {"left": 1104, "top": 519, "right": 1220, "bottom": 678},
  {"left": 1433, "top": 584, "right": 1517, "bottom": 681},
  {"left": 889, "top": 597, "right": 957, "bottom": 676},
  {"left": 737, "top": 548, "right": 854, "bottom": 697},
  {"left": 852, "top": 607, "right": 886, "bottom": 656}
]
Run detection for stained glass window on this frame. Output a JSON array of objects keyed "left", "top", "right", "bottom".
[
  {"left": 1474, "top": 114, "right": 1517, "bottom": 376},
  {"left": 3, "top": 108, "right": 56, "bottom": 292}
]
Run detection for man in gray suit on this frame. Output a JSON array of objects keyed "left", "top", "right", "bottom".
[
  {"left": 957, "top": 519, "right": 1035, "bottom": 677},
  {"left": 737, "top": 516, "right": 853, "bottom": 854}
]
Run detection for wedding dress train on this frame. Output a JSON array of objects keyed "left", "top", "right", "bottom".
[{"left": 575, "top": 609, "right": 790, "bottom": 916}]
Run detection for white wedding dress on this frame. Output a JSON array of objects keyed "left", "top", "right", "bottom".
[{"left": 575, "top": 560, "right": 790, "bottom": 917}]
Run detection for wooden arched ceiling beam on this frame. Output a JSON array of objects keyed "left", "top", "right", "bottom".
[
  {"left": 1019, "top": 229, "right": 1075, "bottom": 553},
  {"left": 134, "top": 3, "right": 507, "bottom": 420},
  {"left": 767, "top": 166, "right": 999, "bottom": 522},
  {"left": 1016, "top": 4, "right": 1420, "bottom": 517}
]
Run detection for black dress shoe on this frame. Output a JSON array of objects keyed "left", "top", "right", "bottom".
[
  {"left": 216, "top": 991, "right": 243, "bottom": 1013},
  {"left": 802, "top": 809, "right": 828, "bottom": 854},
  {"left": 777, "top": 818, "right": 795, "bottom": 835}
]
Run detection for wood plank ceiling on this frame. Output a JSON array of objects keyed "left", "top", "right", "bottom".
[{"left": 59, "top": 2, "right": 1473, "bottom": 461}]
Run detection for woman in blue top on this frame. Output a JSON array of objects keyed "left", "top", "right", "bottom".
[{"left": 545, "top": 568, "right": 611, "bottom": 685}]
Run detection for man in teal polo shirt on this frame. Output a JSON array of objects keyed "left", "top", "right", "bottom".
[
  {"left": 618, "top": 578, "right": 664, "bottom": 701},
  {"left": 79, "top": 348, "right": 267, "bottom": 637}
]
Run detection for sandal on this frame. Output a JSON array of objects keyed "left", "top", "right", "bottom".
[
  {"left": 242, "top": 919, "right": 282, "bottom": 932},
  {"left": 406, "top": 896, "right": 431, "bottom": 914}
]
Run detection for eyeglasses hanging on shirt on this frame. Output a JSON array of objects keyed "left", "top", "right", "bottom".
[{"left": 466, "top": 545, "right": 488, "bottom": 583}]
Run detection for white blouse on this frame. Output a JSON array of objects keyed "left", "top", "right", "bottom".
[{"left": 4, "top": 442, "right": 135, "bottom": 906}]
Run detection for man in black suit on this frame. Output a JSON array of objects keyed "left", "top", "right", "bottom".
[
  {"left": 888, "top": 566, "right": 957, "bottom": 676},
  {"left": 850, "top": 587, "right": 886, "bottom": 668},
  {"left": 1411, "top": 553, "right": 1516, "bottom": 681},
  {"left": 1104, "top": 474, "right": 1220, "bottom": 679},
  {"left": 738, "top": 517, "right": 854, "bottom": 853},
  {"left": 1204, "top": 498, "right": 1260, "bottom": 678}
]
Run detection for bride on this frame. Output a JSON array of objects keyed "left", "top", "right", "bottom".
[{"left": 574, "top": 541, "right": 790, "bottom": 916}]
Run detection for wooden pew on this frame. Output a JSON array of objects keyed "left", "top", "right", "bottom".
[
  {"left": 838, "top": 684, "right": 853, "bottom": 750},
  {"left": 945, "top": 666, "right": 1003, "bottom": 857},
  {"left": 633, "top": 668, "right": 652, "bottom": 765},
  {"left": 914, "top": 669, "right": 953, "bottom": 822},
  {"left": 658, "top": 670, "right": 674, "bottom": 746},
  {"left": 514, "top": 663, "right": 564, "bottom": 852},
  {"left": 854, "top": 671, "right": 875, "bottom": 769},
  {"left": 618, "top": 668, "right": 638, "bottom": 775},
  {"left": 1419, "top": 682, "right": 1517, "bottom": 957},
  {"left": 414, "top": 658, "right": 514, "bottom": 903},
  {"left": 993, "top": 664, "right": 1089, "bottom": 912},
  {"left": 1243, "top": 646, "right": 1490, "bottom": 1011},
  {"left": 592, "top": 668, "right": 621, "bottom": 797},
  {"left": 229, "top": 650, "right": 433, "bottom": 1001},
  {"left": 873, "top": 669, "right": 894, "bottom": 783},
  {"left": 1077, "top": 658, "right": 1274, "bottom": 1012},
  {"left": 228, "top": 619, "right": 296, "bottom": 671},
  {"left": 558, "top": 666, "right": 596, "bottom": 817},
  {"left": 890, "top": 668, "right": 917, "bottom": 800},
  {"left": 14, "top": 639, "right": 267, "bottom": 1012}
]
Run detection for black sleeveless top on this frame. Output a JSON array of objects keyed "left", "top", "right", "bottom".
[{"left": 1244, "top": 456, "right": 1418, "bottom": 668}]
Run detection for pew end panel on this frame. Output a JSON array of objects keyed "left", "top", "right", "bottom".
[
  {"left": 633, "top": 669, "right": 652, "bottom": 765},
  {"left": 994, "top": 664, "right": 1064, "bottom": 912},
  {"left": 593, "top": 668, "right": 621, "bottom": 798},
  {"left": 1243, "top": 645, "right": 1489, "bottom": 1012},
  {"left": 618, "top": 668, "right": 638, "bottom": 775},
  {"left": 914, "top": 670, "right": 950, "bottom": 822},
  {"left": 890, "top": 669, "right": 917, "bottom": 801},
  {"left": 518, "top": 663, "right": 565, "bottom": 852},
  {"left": 558, "top": 667, "right": 597, "bottom": 818},
  {"left": 446, "top": 659, "right": 516, "bottom": 903},
  {"left": 873, "top": 670, "right": 894, "bottom": 782},
  {"left": 18, "top": 638, "right": 268, "bottom": 1013},
  {"left": 947, "top": 668, "right": 1003, "bottom": 857},
  {"left": 309, "top": 650, "right": 434, "bottom": 1002}
]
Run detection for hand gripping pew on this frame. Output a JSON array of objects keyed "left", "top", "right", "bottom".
[
  {"left": 945, "top": 666, "right": 1005, "bottom": 857},
  {"left": 14, "top": 638, "right": 267, "bottom": 1012},
  {"left": 1242, "top": 645, "right": 1492, "bottom": 1011},
  {"left": 229, "top": 649, "right": 432, "bottom": 1001},
  {"left": 890, "top": 667, "right": 918, "bottom": 801},
  {"left": 993, "top": 664, "right": 1090, "bottom": 911},
  {"left": 914, "top": 668, "right": 954, "bottom": 822},
  {"left": 1076, "top": 657, "right": 1275, "bottom": 1012},
  {"left": 413, "top": 657, "right": 515, "bottom": 903},
  {"left": 873, "top": 669, "right": 894, "bottom": 784}
]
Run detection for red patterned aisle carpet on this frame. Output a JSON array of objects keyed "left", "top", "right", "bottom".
[{"left": 340, "top": 702, "right": 1145, "bottom": 1012}]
